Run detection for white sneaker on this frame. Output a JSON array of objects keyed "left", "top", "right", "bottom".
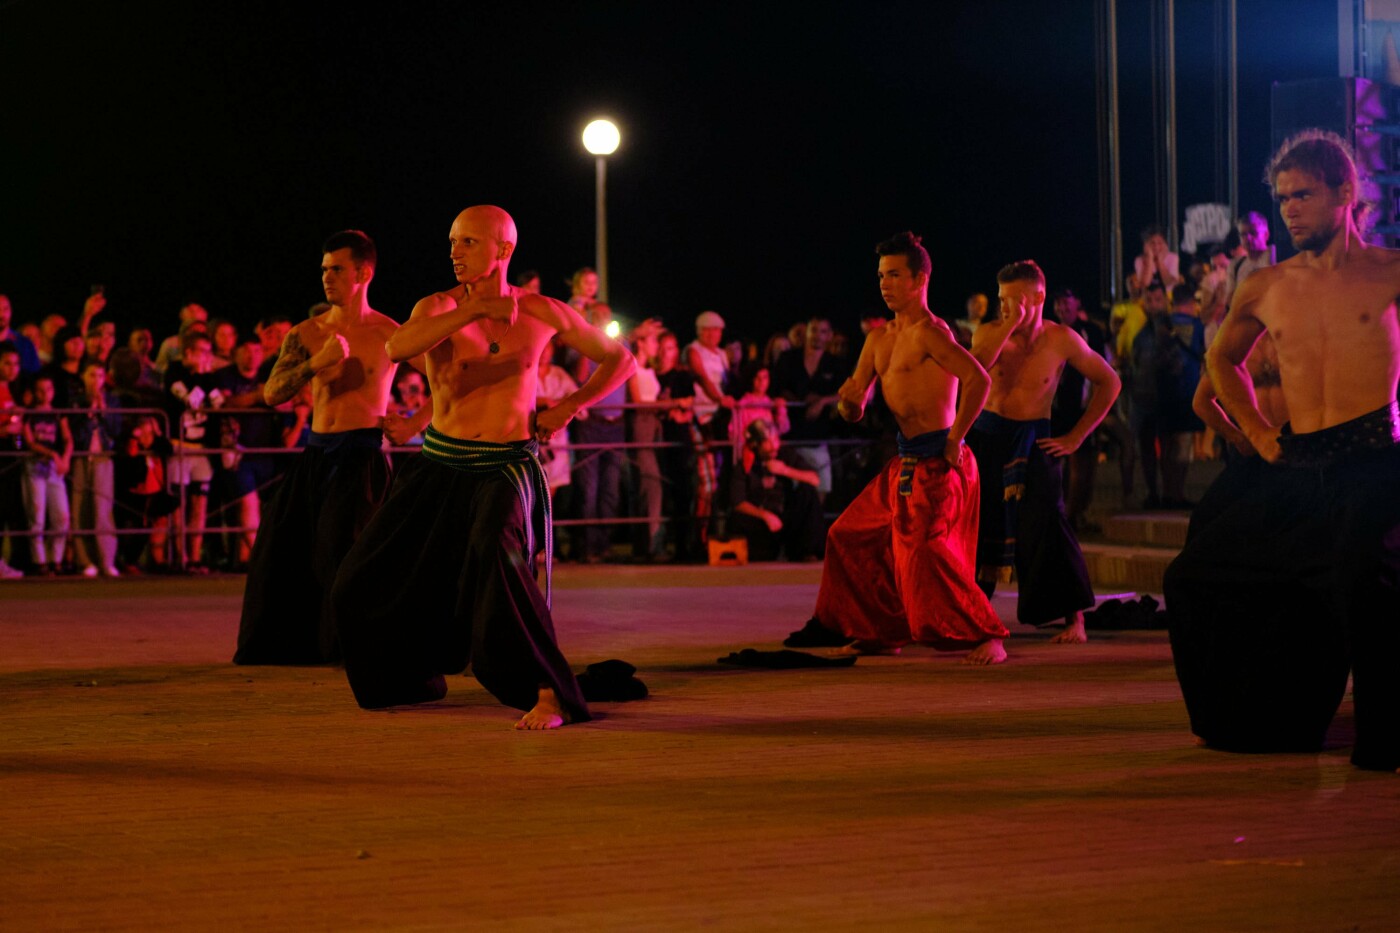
[
  {"left": 0, "top": 561, "right": 22, "bottom": 580},
  {"left": 101, "top": 565, "right": 121, "bottom": 578},
  {"left": 80, "top": 564, "right": 99, "bottom": 578}
]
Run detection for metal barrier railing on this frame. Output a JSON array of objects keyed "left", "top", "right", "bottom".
[
  {"left": 0, "top": 407, "right": 176, "bottom": 561},
  {"left": 0, "top": 399, "right": 879, "bottom": 572}
]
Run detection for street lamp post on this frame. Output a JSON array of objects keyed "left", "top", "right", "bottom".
[{"left": 582, "top": 118, "right": 620, "bottom": 303}]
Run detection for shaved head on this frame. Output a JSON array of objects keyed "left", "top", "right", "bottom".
[
  {"left": 448, "top": 205, "right": 520, "bottom": 287},
  {"left": 456, "top": 205, "right": 518, "bottom": 251}
]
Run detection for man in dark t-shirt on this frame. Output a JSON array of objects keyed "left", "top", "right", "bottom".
[
  {"left": 770, "top": 317, "right": 850, "bottom": 497},
  {"left": 212, "top": 338, "right": 278, "bottom": 567}
]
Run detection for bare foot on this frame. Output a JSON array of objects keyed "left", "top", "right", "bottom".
[
  {"left": 515, "top": 686, "right": 570, "bottom": 730},
  {"left": 832, "top": 639, "right": 902, "bottom": 657},
  {"left": 962, "top": 638, "right": 1007, "bottom": 665},
  {"left": 1050, "top": 614, "right": 1088, "bottom": 644}
]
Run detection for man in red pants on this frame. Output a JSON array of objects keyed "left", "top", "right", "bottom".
[{"left": 785, "top": 232, "right": 1008, "bottom": 664}]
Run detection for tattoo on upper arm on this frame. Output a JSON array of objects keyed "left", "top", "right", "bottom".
[{"left": 265, "top": 332, "right": 312, "bottom": 403}]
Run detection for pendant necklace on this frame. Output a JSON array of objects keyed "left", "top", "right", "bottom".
[{"left": 479, "top": 296, "right": 517, "bottom": 354}]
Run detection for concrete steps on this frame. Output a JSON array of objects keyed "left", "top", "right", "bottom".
[{"left": 1080, "top": 511, "right": 1189, "bottom": 592}]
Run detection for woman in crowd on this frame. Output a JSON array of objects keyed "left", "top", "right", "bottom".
[
  {"left": 114, "top": 414, "right": 173, "bottom": 573},
  {"left": 627, "top": 320, "right": 666, "bottom": 562},
  {"left": 209, "top": 319, "right": 239, "bottom": 371},
  {"left": 762, "top": 332, "right": 791, "bottom": 369},
  {"left": 126, "top": 328, "right": 162, "bottom": 389},
  {"left": 653, "top": 331, "right": 698, "bottom": 560},
  {"left": 44, "top": 325, "right": 87, "bottom": 410},
  {"left": 69, "top": 361, "right": 123, "bottom": 577},
  {"left": 729, "top": 365, "right": 790, "bottom": 463}
]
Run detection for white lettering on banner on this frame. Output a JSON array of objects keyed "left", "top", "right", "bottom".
[{"left": 1182, "top": 203, "right": 1233, "bottom": 254}]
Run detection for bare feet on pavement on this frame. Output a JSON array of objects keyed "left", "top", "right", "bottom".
[
  {"left": 1050, "top": 614, "right": 1088, "bottom": 644},
  {"left": 515, "top": 686, "right": 569, "bottom": 730},
  {"left": 962, "top": 638, "right": 1007, "bottom": 665}
]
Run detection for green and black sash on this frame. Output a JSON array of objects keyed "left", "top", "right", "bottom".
[{"left": 420, "top": 425, "right": 554, "bottom": 607}]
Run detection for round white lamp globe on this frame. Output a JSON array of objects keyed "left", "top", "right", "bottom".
[{"left": 582, "top": 119, "right": 621, "bottom": 155}]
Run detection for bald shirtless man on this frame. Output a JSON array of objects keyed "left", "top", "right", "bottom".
[
  {"left": 331, "top": 205, "right": 634, "bottom": 729},
  {"left": 1165, "top": 130, "right": 1400, "bottom": 772},
  {"left": 784, "top": 231, "right": 1008, "bottom": 664},
  {"left": 969, "top": 261, "right": 1121, "bottom": 643},
  {"left": 234, "top": 230, "right": 399, "bottom": 665}
]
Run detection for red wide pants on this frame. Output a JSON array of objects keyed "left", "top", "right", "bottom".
[{"left": 814, "top": 453, "right": 1008, "bottom": 649}]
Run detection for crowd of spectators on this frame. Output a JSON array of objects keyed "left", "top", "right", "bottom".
[
  {"left": 0, "top": 230, "right": 1259, "bottom": 577},
  {"left": 1104, "top": 216, "right": 1273, "bottom": 514},
  {"left": 0, "top": 289, "right": 307, "bottom": 578},
  {"left": 537, "top": 267, "right": 879, "bottom": 565}
]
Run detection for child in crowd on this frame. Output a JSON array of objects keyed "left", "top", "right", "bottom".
[
  {"left": 22, "top": 374, "right": 72, "bottom": 575},
  {"left": 114, "top": 415, "right": 174, "bottom": 572},
  {"left": 69, "top": 361, "right": 123, "bottom": 577}
]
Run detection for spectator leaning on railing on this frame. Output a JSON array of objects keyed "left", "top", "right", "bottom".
[
  {"left": 114, "top": 414, "right": 174, "bottom": 573},
  {"left": 627, "top": 318, "right": 666, "bottom": 562},
  {"left": 211, "top": 337, "right": 275, "bottom": 569},
  {"left": 163, "top": 329, "right": 218, "bottom": 572},
  {"left": 21, "top": 372, "right": 72, "bottom": 576},
  {"left": 0, "top": 342, "right": 27, "bottom": 578},
  {"left": 68, "top": 360, "right": 124, "bottom": 578},
  {"left": 653, "top": 330, "right": 699, "bottom": 560},
  {"left": 729, "top": 364, "right": 790, "bottom": 462}
]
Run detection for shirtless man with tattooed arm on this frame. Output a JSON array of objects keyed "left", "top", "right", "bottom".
[{"left": 234, "top": 230, "right": 412, "bottom": 666}]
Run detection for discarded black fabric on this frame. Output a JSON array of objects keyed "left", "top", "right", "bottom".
[
  {"left": 1083, "top": 595, "right": 1169, "bottom": 630},
  {"left": 576, "top": 659, "right": 649, "bottom": 702},
  {"left": 718, "top": 649, "right": 857, "bottom": 669},
  {"left": 782, "top": 617, "right": 852, "bottom": 648}
]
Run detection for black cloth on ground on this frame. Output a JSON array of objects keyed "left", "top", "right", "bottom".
[{"left": 718, "top": 648, "right": 857, "bottom": 669}]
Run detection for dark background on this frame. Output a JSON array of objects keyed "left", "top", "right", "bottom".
[{"left": 1, "top": 0, "right": 1338, "bottom": 343}]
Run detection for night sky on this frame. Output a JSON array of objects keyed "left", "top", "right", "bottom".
[{"left": 2, "top": 0, "right": 1338, "bottom": 345}]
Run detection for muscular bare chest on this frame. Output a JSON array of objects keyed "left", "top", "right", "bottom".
[
  {"left": 427, "top": 323, "right": 547, "bottom": 400},
  {"left": 311, "top": 324, "right": 391, "bottom": 397},
  {"left": 873, "top": 327, "right": 925, "bottom": 377},
  {"left": 1259, "top": 272, "right": 1400, "bottom": 371},
  {"left": 991, "top": 334, "right": 1064, "bottom": 398}
]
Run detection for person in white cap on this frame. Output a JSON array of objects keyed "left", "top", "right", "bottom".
[{"left": 685, "top": 310, "right": 733, "bottom": 539}]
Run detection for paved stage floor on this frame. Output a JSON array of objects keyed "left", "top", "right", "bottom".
[{"left": 2, "top": 567, "right": 1397, "bottom": 931}]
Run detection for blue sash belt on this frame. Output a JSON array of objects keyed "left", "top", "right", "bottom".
[{"left": 895, "top": 428, "right": 950, "bottom": 496}]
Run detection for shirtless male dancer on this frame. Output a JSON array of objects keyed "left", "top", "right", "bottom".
[
  {"left": 331, "top": 205, "right": 635, "bottom": 729},
  {"left": 1166, "top": 130, "right": 1400, "bottom": 772},
  {"left": 234, "top": 230, "right": 401, "bottom": 665},
  {"left": 969, "top": 261, "right": 1121, "bottom": 643},
  {"left": 784, "top": 231, "right": 1008, "bottom": 664}
]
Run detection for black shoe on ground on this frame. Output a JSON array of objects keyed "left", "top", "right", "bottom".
[{"left": 783, "top": 617, "right": 851, "bottom": 648}]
